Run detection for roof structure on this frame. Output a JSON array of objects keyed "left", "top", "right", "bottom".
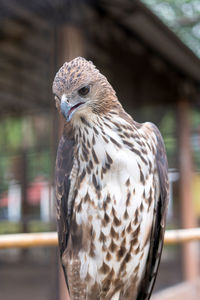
[
  {"left": 102, "top": 0, "right": 200, "bottom": 84},
  {"left": 0, "top": 0, "right": 199, "bottom": 114}
]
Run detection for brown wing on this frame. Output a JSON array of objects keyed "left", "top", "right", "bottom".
[
  {"left": 137, "top": 123, "right": 169, "bottom": 300},
  {"left": 55, "top": 124, "right": 74, "bottom": 279}
]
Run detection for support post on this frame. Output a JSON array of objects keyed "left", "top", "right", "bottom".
[
  {"left": 20, "top": 150, "right": 28, "bottom": 233},
  {"left": 177, "top": 98, "right": 199, "bottom": 281},
  {"left": 56, "top": 24, "right": 85, "bottom": 300}
]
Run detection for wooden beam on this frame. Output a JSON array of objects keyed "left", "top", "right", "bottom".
[
  {"left": 4, "top": 0, "right": 50, "bottom": 31},
  {"left": 165, "top": 228, "right": 200, "bottom": 244},
  {"left": 0, "top": 61, "right": 49, "bottom": 109},
  {"left": 23, "top": 32, "right": 53, "bottom": 55},
  {"left": 0, "top": 232, "right": 58, "bottom": 249},
  {"left": 0, "top": 78, "right": 46, "bottom": 106},
  {"left": 0, "top": 91, "right": 42, "bottom": 111},
  {"left": 177, "top": 98, "right": 199, "bottom": 280},
  {"left": 0, "top": 228, "right": 200, "bottom": 249},
  {"left": 1, "top": 18, "right": 29, "bottom": 39},
  {"left": 0, "top": 58, "right": 48, "bottom": 86},
  {"left": 0, "top": 41, "right": 47, "bottom": 70},
  {"left": 1, "top": 18, "right": 52, "bottom": 54}
]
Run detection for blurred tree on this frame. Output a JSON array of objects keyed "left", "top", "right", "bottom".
[
  {"left": 142, "top": 0, "right": 200, "bottom": 57},
  {"left": 0, "top": 115, "right": 52, "bottom": 194}
]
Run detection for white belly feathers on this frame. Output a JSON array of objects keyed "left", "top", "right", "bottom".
[{"left": 69, "top": 115, "right": 158, "bottom": 293}]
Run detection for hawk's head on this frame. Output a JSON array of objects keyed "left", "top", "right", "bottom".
[{"left": 52, "top": 57, "right": 117, "bottom": 122}]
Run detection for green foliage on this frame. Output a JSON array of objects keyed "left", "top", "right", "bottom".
[
  {"left": 190, "top": 108, "right": 200, "bottom": 171},
  {"left": 142, "top": 0, "right": 200, "bottom": 57},
  {"left": 0, "top": 114, "right": 53, "bottom": 193},
  {"left": 27, "top": 150, "right": 52, "bottom": 182},
  {"left": 0, "top": 117, "right": 22, "bottom": 152},
  {"left": 190, "top": 108, "right": 200, "bottom": 128},
  {"left": 159, "top": 110, "right": 178, "bottom": 168},
  {"left": 28, "top": 220, "right": 55, "bottom": 232},
  {"left": 0, "top": 221, "right": 55, "bottom": 234},
  {"left": 0, "top": 221, "right": 22, "bottom": 234},
  {"left": 0, "top": 154, "right": 10, "bottom": 192}
]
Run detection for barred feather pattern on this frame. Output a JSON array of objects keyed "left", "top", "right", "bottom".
[
  {"left": 61, "top": 113, "right": 161, "bottom": 300},
  {"left": 53, "top": 57, "right": 169, "bottom": 300}
]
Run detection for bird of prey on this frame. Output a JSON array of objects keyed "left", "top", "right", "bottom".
[{"left": 53, "top": 57, "right": 169, "bottom": 300}]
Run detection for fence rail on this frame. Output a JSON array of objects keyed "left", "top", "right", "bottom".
[{"left": 0, "top": 228, "right": 200, "bottom": 249}]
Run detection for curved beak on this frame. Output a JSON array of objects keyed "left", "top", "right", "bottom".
[
  {"left": 60, "top": 98, "right": 72, "bottom": 122},
  {"left": 60, "top": 96, "right": 84, "bottom": 122}
]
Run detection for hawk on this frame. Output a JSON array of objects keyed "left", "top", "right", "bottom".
[{"left": 53, "top": 57, "right": 169, "bottom": 300}]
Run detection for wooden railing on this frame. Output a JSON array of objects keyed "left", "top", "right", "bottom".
[{"left": 0, "top": 228, "right": 200, "bottom": 249}]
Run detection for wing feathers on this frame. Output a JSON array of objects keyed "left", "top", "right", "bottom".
[
  {"left": 136, "top": 123, "right": 169, "bottom": 300},
  {"left": 56, "top": 123, "right": 75, "bottom": 257}
]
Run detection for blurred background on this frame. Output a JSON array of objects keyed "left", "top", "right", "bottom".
[{"left": 0, "top": 0, "right": 199, "bottom": 299}]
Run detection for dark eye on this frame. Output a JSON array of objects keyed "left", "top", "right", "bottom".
[{"left": 78, "top": 85, "right": 90, "bottom": 96}]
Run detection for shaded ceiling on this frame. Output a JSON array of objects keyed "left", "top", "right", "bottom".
[{"left": 0, "top": 0, "right": 199, "bottom": 115}]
